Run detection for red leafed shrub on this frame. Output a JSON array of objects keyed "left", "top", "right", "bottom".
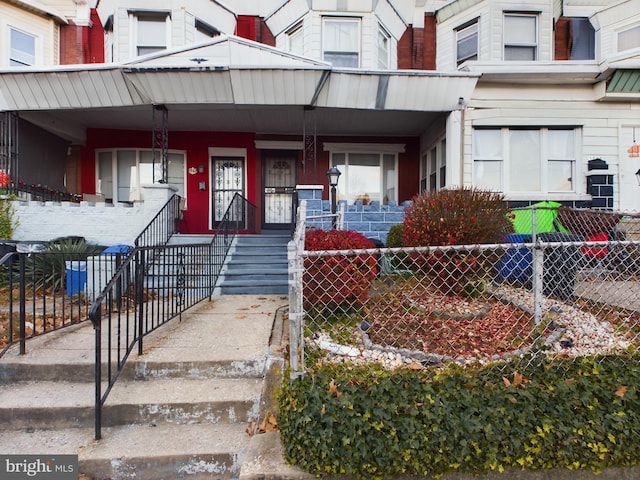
[
  {"left": 403, "top": 187, "right": 512, "bottom": 247},
  {"left": 304, "top": 229, "right": 377, "bottom": 308},
  {"left": 403, "top": 188, "right": 513, "bottom": 294}
]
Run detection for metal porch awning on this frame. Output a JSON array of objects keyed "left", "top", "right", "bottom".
[{"left": 0, "top": 35, "right": 480, "bottom": 144}]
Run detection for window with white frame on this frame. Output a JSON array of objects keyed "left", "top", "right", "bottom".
[
  {"left": 456, "top": 19, "right": 478, "bottom": 66},
  {"left": 97, "top": 149, "right": 185, "bottom": 203},
  {"left": 323, "top": 17, "right": 360, "bottom": 67},
  {"left": 504, "top": 13, "right": 538, "bottom": 60},
  {"left": 420, "top": 139, "right": 446, "bottom": 192},
  {"left": 618, "top": 24, "right": 640, "bottom": 53},
  {"left": 134, "top": 12, "right": 169, "bottom": 56},
  {"left": 377, "top": 25, "right": 390, "bottom": 69},
  {"left": 331, "top": 152, "right": 396, "bottom": 205},
  {"left": 9, "top": 28, "right": 35, "bottom": 66},
  {"left": 287, "top": 23, "right": 304, "bottom": 56},
  {"left": 473, "top": 128, "right": 577, "bottom": 194}
]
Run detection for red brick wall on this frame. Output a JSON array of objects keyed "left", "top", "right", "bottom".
[
  {"left": 554, "top": 17, "right": 570, "bottom": 60},
  {"left": 59, "top": 23, "right": 87, "bottom": 65},
  {"left": 396, "top": 13, "right": 436, "bottom": 70},
  {"left": 235, "top": 16, "right": 275, "bottom": 46},
  {"left": 88, "top": 9, "right": 105, "bottom": 63},
  {"left": 397, "top": 28, "right": 413, "bottom": 69},
  {"left": 423, "top": 13, "right": 436, "bottom": 70}
]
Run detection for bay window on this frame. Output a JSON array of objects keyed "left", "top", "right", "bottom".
[
  {"left": 97, "top": 149, "right": 185, "bottom": 203},
  {"left": 331, "top": 152, "right": 397, "bottom": 205},
  {"left": 473, "top": 128, "right": 577, "bottom": 194}
]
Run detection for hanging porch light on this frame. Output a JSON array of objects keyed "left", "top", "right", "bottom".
[{"left": 628, "top": 127, "right": 640, "bottom": 157}]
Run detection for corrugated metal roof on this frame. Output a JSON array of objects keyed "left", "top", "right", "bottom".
[
  {"left": 318, "top": 70, "right": 479, "bottom": 112},
  {"left": 607, "top": 69, "right": 640, "bottom": 93},
  {"left": 0, "top": 68, "right": 143, "bottom": 110}
]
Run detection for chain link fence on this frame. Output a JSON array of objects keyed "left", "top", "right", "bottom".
[{"left": 288, "top": 203, "right": 640, "bottom": 376}]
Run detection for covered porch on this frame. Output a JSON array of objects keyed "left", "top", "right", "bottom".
[{"left": 0, "top": 35, "right": 478, "bottom": 240}]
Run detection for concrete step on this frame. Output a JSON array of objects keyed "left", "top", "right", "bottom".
[
  {"left": 0, "top": 295, "right": 287, "bottom": 480},
  {"left": 0, "top": 423, "right": 250, "bottom": 480},
  {"left": 83, "top": 423, "right": 250, "bottom": 480},
  {"left": 0, "top": 377, "right": 262, "bottom": 429}
]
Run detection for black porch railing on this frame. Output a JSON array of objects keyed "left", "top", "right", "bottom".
[
  {"left": 0, "top": 243, "right": 103, "bottom": 357},
  {"left": 134, "top": 194, "right": 182, "bottom": 248},
  {"left": 14, "top": 182, "right": 82, "bottom": 203},
  {"left": 89, "top": 192, "right": 256, "bottom": 439}
]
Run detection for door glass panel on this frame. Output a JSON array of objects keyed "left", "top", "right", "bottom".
[
  {"left": 212, "top": 157, "right": 244, "bottom": 226},
  {"left": 263, "top": 154, "right": 296, "bottom": 226}
]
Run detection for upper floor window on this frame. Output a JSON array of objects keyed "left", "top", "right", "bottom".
[
  {"left": 135, "top": 12, "right": 169, "bottom": 56},
  {"left": 569, "top": 18, "right": 595, "bottom": 60},
  {"left": 323, "top": 17, "right": 360, "bottom": 67},
  {"left": 456, "top": 19, "right": 478, "bottom": 66},
  {"left": 377, "top": 25, "right": 390, "bottom": 69},
  {"left": 473, "top": 127, "right": 577, "bottom": 194},
  {"left": 10, "top": 28, "right": 35, "bottom": 66},
  {"left": 287, "top": 23, "right": 304, "bottom": 56},
  {"left": 504, "top": 13, "right": 538, "bottom": 60},
  {"left": 618, "top": 24, "right": 640, "bottom": 53}
]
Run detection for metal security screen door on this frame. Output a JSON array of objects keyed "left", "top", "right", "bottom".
[
  {"left": 212, "top": 156, "right": 245, "bottom": 228},
  {"left": 263, "top": 152, "right": 297, "bottom": 228}
]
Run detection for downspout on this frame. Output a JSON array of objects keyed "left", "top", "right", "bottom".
[{"left": 458, "top": 97, "right": 467, "bottom": 188}]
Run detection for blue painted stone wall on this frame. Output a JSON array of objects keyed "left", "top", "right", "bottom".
[{"left": 297, "top": 186, "right": 410, "bottom": 245}]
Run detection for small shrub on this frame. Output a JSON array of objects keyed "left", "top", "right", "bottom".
[
  {"left": 0, "top": 198, "right": 17, "bottom": 239},
  {"left": 385, "top": 224, "right": 404, "bottom": 248},
  {"left": 304, "top": 229, "right": 376, "bottom": 310},
  {"left": 402, "top": 188, "right": 513, "bottom": 293},
  {"left": 403, "top": 187, "right": 512, "bottom": 247},
  {"left": 24, "top": 238, "right": 104, "bottom": 293}
]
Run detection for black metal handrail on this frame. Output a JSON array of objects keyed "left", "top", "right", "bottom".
[
  {"left": 89, "top": 242, "right": 218, "bottom": 439},
  {"left": 134, "top": 194, "right": 182, "bottom": 248}
]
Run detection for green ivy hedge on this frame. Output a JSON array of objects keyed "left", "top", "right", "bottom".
[{"left": 279, "top": 355, "right": 640, "bottom": 479}]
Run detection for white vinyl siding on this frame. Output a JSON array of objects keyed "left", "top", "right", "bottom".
[
  {"left": 437, "top": 1, "right": 555, "bottom": 68},
  {"left": 0, "top": 2, "right": 58, "bottom": 67},
  {"left": 283, "top": 11, "right": 395, "bottom": 69}
]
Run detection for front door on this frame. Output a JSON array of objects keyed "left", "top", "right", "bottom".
[
  {"left": 212, "top": 156, "right": 245, "bottom": 229},
  {"left": 262, "top": 152, "right": 297, "bottom": 229}
]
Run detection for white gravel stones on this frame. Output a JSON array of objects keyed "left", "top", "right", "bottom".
[{"left": 307, "top": 284, "right": 636, "bottom": 369}]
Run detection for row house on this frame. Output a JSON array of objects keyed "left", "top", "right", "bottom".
[{"left": 0, "top": 0, "right": 638, "bottom": 245}]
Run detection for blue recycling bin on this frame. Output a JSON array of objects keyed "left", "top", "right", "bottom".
[
  {"left": 66, "top": 260, "right": 87, "bottom": 296},
  {"left": 497, "top": 234, "right": 532, "bottom": 285},
  {"left": 101, "top": 244, "right": 133, "bottom": 256}
]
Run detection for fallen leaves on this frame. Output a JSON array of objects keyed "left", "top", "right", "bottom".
[{"left": 246, "top": 413, "right": 279, "bottom": 436}]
